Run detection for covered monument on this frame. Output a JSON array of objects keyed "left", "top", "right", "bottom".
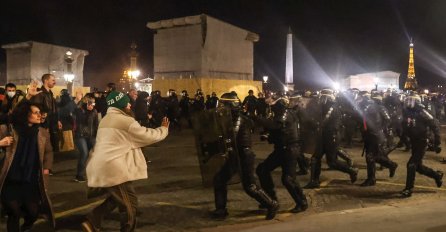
[{"left": 147, "top": 14, "right": 262, "bottom": 99}]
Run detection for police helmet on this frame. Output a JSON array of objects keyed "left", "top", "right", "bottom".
[
  {"left": 219, "top": 92, "right": 241, "bottom": 109},
  {"left": 404, "top": 94, "right": 421, "bottom": 109}
]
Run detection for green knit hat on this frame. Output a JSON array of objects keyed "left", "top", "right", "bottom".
[{"left": 106, "top": 91, "right": 130, "bottom": 109}]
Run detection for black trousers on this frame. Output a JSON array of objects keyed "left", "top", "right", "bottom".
[
  {"left": 405, "top": 139, "right": 439, "bottom": 190},
  {"left": 213, "top": 147, "right": 274, "bottom": 210},
  {"left": 364, "top": 134, "right": 397, "bottom": 180},
  {"left": 1, "top": 182, "right": 41, "bottom": 232},
  {"left": 256, "top": 143, "right": 305, "bottom": 205},
  {"left": 310, "top": 138, "right": 353, "bottom": 181}
]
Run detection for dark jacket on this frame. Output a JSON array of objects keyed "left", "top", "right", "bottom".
[
  {"left": 0, "top": 125, "right": 55, "bottom": 228},
  {"left": 403, "top": 104, "right": 441, "bottom": 144},
  {"left": 74, "top": 104, "right": 99, "bottom": 139}
]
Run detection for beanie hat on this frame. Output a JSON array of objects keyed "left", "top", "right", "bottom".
[{"left": 106, "top": 91, "right": 130, "bottom": 109}]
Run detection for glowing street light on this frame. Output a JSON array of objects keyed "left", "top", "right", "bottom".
[
  {"left": 63, "top": 73, "right": 75, "bottom": 82},
  {"left": 263, "top": 75, "right": 268, "bottom": 83},
  {"left": 128, "top": 70, "right": 140, "bottom": 79},
  {"left": 333, "top": 82, "right": 340, "bottom": 91},
  {"left": 424, "top": 89, "right": 429, "bottom": 94}
]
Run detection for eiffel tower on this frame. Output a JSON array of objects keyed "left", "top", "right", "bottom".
[{"left": 404, "top": 39, "right": 418, "bottom": 91}]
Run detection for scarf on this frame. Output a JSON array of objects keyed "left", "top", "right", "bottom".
[{"left": 6, "top": 124, "right": 40, "bottom": 183}]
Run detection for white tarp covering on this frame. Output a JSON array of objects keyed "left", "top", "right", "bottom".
[{"left": 343, "top": 71, "right": 400, "bottom": 91}]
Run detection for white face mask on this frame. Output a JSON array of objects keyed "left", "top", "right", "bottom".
[{"left": 7, "top": 91, "right": 15, "bottom": 98}]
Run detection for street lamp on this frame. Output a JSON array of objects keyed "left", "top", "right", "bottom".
[
  {"left": 127, "top": 69, "right": 140, "bottom": 90},
  {"left": 64, "top": 50, "right": 75, "bottom": 95},
  {"left": 263, "top": 75, "right": 268, "bottom": 83}
]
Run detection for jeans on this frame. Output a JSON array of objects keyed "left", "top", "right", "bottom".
[{"left": 74, "top": 137, "right": 95, "bottom": 178}]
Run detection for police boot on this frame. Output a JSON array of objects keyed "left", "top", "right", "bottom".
[
  {"left": 400, "top": 188, "right": 413, "bottom": 198},
  {"left": 249, "top": 186, "right": 279, "bottom": 220},
  {"left": 349, "top": 167, "right": 359, "bottom": 184},
  {"left": 210, "top": 209, "right": 228, "bottom": 220},
  {"left": 296, "top": 153, "right": 309, "bottom": 175},
  {"left": 389, "top": 162, "right": 398, "bottom": 178},
  {"left": 212, "top": 188, "right": 228, "bottom": 220},
  {"left": 290, "top": 194, "right": 308, "bottom": 214},
  {"left": 435, "top": 171, "right": 444, "bottom": 188},
  {"left": 258, "top": 190, "right": 277, "bottom": 210},
  {"left": 266, "top": 200, "right": 279, "bottom": 220},
  {"left": 304, "top": 158, "right": 320, "bottom": 189},
  {"left": 361, "top": 158, "right": 376, "bottom": 187}
]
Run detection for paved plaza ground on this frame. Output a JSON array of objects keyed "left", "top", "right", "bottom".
[{"left": 3, "top": 127, "right": 446, "bottom": 231}]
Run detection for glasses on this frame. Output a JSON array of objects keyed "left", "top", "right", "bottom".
[{"left": 31, "top": 111, "right": 41, "bottom": 115}]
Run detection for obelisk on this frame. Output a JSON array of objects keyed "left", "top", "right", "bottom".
[{"left": 285, "top": 27, "right": 294, "bottom": 92}]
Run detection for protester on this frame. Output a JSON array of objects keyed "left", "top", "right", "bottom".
[
  {"left": 81, "top": 91, "right": 169, "bottom": 232},
  {"left": 0, "top": 101, "right": 55, "bottom": 231},
  {"left": 73, "top": 97, "right": 98, "bottom": 183}
]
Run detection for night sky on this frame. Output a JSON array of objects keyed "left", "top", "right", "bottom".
[{"left": 1, "top": 0, "right": 446, "bottom": 91}]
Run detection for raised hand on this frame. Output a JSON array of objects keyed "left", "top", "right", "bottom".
[
  {"left": 161, "top": 117, "right": 170, "bottom": 128},
  {"left": 26, "top": 79, "right": 42, "bottom": 99}
]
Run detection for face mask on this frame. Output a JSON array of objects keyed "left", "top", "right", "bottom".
[{"left": 7, "top": 91, "right": 15, "bottom": 98}]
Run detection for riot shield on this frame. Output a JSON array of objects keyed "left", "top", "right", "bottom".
[
  {"left": 191, "top": 107, "right": 240, "bottom": 187},
  {"left": 299, "top": 97, "right": 321, "bottom": 155}
]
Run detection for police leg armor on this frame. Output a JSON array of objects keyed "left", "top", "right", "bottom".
[
  {"left": 304, "top": 155, "right": 322, "bottom": 189},
  {"left": 375, "top": 145, "right": 398, "bottom": 178},
  {"left": 326, "top": 151, "right": 358, "bottom": 184},
  {"left": 296, "top": 152, "right": 309, "bottom": 175},
  {"left": 245, "top": 184, "right": 279, "bottom": 220},
  {"left": 412, "top": 142, "right": 444, "bottom": 188},
  {"left": 401, "top": 162, "right": 417, "bottom": 197},
  {"left": 417, "top": 165, "right": 444, "bottom": 188},
  {"left": 212, "top": 162, "right": 234, "bottom": 219},
  {"left": 337, "top": 149, "right": 353, "bottom": 166},
  {"left": 282, "top": 175, "right": 308, "bottom": 213},
  {"left": 361, "top": 153, "right": 376, "bottom": 186},
  {"left": 256, "top": 159, "right": 278, "bottom": 202}
]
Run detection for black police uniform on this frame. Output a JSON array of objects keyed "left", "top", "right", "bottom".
[
  {"left": 305, "top": 97, "right": 358, "bottom": 188},
  {"left": 256, "top": 102, "right": 308, "bottom": 213},
  {"left": 401, "top": 104, "right": 443, "bottom": 197},
  {"left": 212, "top": 99, "right": 278, "bottom": 220},
  {"left": 358, "top": 99, "right": 398, "bottom": 186}
]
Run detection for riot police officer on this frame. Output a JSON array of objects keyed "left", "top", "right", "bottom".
[
  {"left": 255, "top": 95, "right": 308, "bottom": 213},
  {"left": 212, "top": 92, "right": 279, "bottom": 220},
  {"left": 400, "top": 94, "right": 443, "bottom": 197},
  {"left": 304, "top": 89, "right": 358, "bottom": 189},
  {"left": 356, "top": 92, "right": 398, "bottom": 186}
]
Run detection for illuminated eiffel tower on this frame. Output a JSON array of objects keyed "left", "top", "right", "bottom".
[{"left": 404, "top": 39, "right": 418, "bottom": 91}]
